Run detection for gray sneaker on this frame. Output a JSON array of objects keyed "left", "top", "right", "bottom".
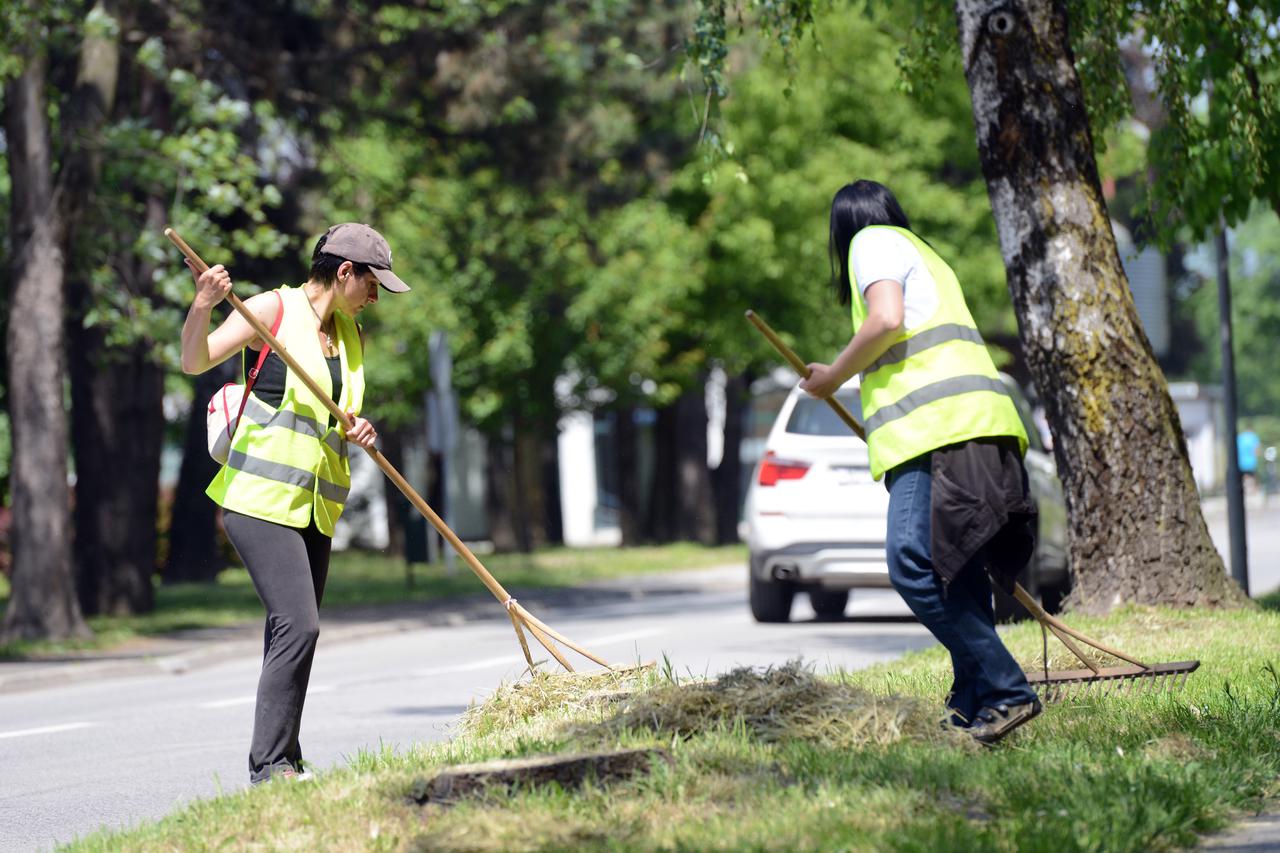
[{"left": 968, "top": 698, "right": 1042, "bottom": 745}]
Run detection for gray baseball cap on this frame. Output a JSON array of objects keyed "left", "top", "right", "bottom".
[{"left": 321, "top": 223, "right": 411, "bottom": 292}]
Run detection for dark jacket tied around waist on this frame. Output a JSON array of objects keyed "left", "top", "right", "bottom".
[{"left": 930, "top": 436, "right": 1038, "bottom": 591}]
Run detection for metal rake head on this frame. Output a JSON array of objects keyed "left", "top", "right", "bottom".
[{"left": 1025, "top": 661, "right": 1201, "bottom": 703}]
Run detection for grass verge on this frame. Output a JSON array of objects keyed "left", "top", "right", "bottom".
[
  {"left": 0, "top": 543, "right": 745, "bottom": 659},
  {"left": 66, "top": 604, "right": 1279, "bottom": 852}
]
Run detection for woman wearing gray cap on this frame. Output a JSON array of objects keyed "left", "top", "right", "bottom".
[{"left": 180, "top": 223, "right": 410, "bottom": 783}]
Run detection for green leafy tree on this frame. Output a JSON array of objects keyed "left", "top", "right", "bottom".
[
  {"left": 1185, "top": 207, "right": 1280, "bottom": 424},
  {"left": 307, "top": 0, "right": 698, "bottom": 550},
  {"left": 1, "top": 0, "right": 110, "bottom": 641},
  {"left": 689, "top": 0, "right": 1271, "bottom": 611}
]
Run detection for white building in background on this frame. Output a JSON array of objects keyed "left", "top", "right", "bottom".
[
  {"left": 1115, "top": 221, "right": 1171, "bottom": 359},
  {"left": 1168, "top": 382, "right": 1226, "bottom": 492}
]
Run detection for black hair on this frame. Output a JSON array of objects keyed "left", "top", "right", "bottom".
[
  {"left": 827, "top": 180, "right": 913, "bottom": 306},
  {"left": 309, "top": 233, "right": 370, "bottom": 287}
]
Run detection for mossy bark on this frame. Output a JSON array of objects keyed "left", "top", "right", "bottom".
[
  {"left": 954, "top": 0, "right": 1245, "bottom": 611},
  {"left": 2, "top": 52, "right": 89, "bottom": 642}
]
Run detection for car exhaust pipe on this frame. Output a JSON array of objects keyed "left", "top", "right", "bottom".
[{"left": 771, "top": 564, "right": 799, "bottom": 581}]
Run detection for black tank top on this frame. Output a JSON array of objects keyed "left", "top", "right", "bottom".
[{"left": 246, "top": 349, "right": 343, "bottom": 425}]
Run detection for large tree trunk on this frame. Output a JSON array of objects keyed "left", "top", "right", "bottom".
[
  {"left": 68, "top": 21, "right": 161, "bottom": 615},
  {"left": 614, "top": 406, "right": 644, "bottom": 545},
  {"left": 539, "top": 427, "right": 563, "bottom": 546},
  {"left": 1, "top": 52, "right": 89, "bottom": 642},
  {"left": 646, "top": 404, "right": 678, "bottom": 542},
  {"left": 165, "top": 364, "right": 234, "bottom": 583},
  {"left": 512, "top": 426, "right": 545, "bottom": 552},
  {"left": 485, "top": 428, "right": 520, "bottom": 552},
  {"left": 674, "top": 382, "right": 715, "bottom": 544},
  {"left": 955, "top": 0, "right": 1244, "bottom": 611},
  {"left": 68, "top": 314, "right": 164, "bottom": 615},
  {"left": 380, "top": 425, "right": 408, "bottom": 561},
  {"left": 69, "top": 204, "right": 166, "bottom": 613}
]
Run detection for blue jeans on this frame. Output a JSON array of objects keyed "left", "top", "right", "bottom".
[{"left": 885, "top": 455, "right": 1037, "bottom": 721}]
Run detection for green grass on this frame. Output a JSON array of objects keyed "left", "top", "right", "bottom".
[
  {"left": 64, "top": 604, "right": 1280, "bottom": 852},
  {"left": 0, "top": 543, "right": 745, "bottom": 659}
]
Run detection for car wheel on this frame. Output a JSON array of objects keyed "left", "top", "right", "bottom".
[
  {"left": 749, "top": 571, "right": 795, "bottom": 623},
  {"left": 809, "top": 589, "right": 849, "bottom": 619}
]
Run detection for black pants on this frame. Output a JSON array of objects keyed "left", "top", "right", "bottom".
[{"left": 223, "top": 510, "right": 331, "bottom": 783}]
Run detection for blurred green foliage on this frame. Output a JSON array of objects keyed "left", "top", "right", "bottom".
[
  {"left": 312, "top": 1, "right": 1010, "bottom": 436},
  {"left": 1185, "top": 206, "right": 1280, "bottom": 423},
  {"left": 687, "top": 4, "right": 1010, "bottom": 373},
  {"left": 691, "top": 0, "right": 1280, "bottom": 246}
]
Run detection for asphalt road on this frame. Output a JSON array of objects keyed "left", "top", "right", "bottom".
[
  {"left": 1203, "top": 493, "right": 1280, "bottom": 597},
  {"left": 0, "top": 567, "right": 929, "bottom": 853}
]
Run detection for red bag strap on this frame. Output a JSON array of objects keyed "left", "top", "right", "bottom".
[{"left": 233, "top": 291, "right": 284, "bottom": 430}]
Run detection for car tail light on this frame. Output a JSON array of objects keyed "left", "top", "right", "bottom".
[{"left": 758, "top": 451, "right": 810, "bottom": 486}]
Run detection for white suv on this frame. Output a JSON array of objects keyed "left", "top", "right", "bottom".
[{"left": 744, "top": 375, "right": 1069, "bottom": 622}]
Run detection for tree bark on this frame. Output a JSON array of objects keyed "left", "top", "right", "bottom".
[
  {"left": 614, "top": 406, "right": 644, "bottom": 545},
  {"left": 646, "top": 405, "right": 675, "bottom": 542},
  {"left": 68, "top": 312, "right": 164, "bottom": 615},
  {"left": 485, "top": 428, "right": 520, "bottom": 552},
  {"left": 512, "top": 426, "right": 544, "bottom": 552},
  {"left": 539, "top": 427, "right": 563, "bottom": 545},
  {"left": 1, "top": 51, "right": 90, "bottom": 642},
  {"left": 674, "top": 382, "right": 715, "bottom": 544},
  {"left": 165, "top": 363, "right": 234, "bottom": 583},
  {"left": 380, "top": 425, "right": 408, "bottom": 562},
  {"left": 955, "top": 0, "right": 1244, "bottom": 611},
  {"left": 66, "top": 15, "right": 162, "bottom": 615}
]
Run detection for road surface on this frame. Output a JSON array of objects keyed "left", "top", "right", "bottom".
[{"left": 0, "top": 568, "right": 928, "bottom": 852}]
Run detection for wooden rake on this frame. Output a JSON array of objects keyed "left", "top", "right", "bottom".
[
  {"left": 744, "top": 309, "right": 1200, "bottom": 702},
  {"left": 167, "top": 227, "right": 628, "bottom": 676}
]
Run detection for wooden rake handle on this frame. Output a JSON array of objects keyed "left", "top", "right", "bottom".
[
  {"left": 744, "top": 311, "right": 866, "bottom": 441},
  {"left": 743, "top": 308, "right": 1145, "bottom": 672},
  {"left": 167, "top": 227, "right": 620, "bottom": 673}
]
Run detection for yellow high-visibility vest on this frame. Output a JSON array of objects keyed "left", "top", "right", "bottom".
[
  {"left": 851, "top": 226, "right": 1026, "bottom": 480},
  {"left": 207, "top": 285, "right": 365, "bottom": 535}
]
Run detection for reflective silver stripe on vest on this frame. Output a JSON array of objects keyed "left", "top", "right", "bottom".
[
  {"left": 864, "top": 375, "right": 1013, "bottom": 435},
  {"left": 227, "top": 449, "right": 349, "bottom": 503},
  {"left": 868, "top": 324, "right": 986, "bottom": 374},
  {"left": 226, "top": 449, "right": 317, "bottom": 491},
  {"left": 317, "top": 478, "right": 349, "bottom": 504},
  {"left": 242, "top": 395, "right": 345, "bottom": 453}
]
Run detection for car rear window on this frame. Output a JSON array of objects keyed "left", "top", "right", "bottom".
[{"left": 785, "top": 391, "right": 863, "bottom": 436}]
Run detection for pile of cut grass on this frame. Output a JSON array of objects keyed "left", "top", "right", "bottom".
[
  {"left": 69, "top": 605, "right": 1280, "bottom": 853},
  {"left": 580, "top": 660, "right": 959, "bottom": 750}
]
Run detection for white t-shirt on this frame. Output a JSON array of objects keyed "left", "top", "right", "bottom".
[{"left": 849, "top": 227, "right": 939, "bottom": 330}]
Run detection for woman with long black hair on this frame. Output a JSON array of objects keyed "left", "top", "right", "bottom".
[{"left": 801, "top": 180, "right": 1041, "bottom": 744}]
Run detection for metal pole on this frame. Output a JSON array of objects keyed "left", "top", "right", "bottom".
[{"left": 1215, "top": 222, "right": 1250, "bottom": 594}]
